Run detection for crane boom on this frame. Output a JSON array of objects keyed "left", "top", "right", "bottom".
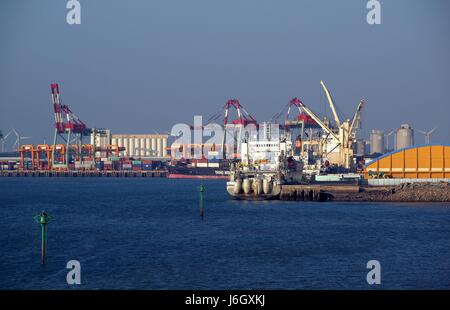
[
  {"left": 320, "top": 80, "right": 341, "bottom": 127},
  {"left": 349, "top": 100, "right": 364, "bottom": 136},
  {"left": 296, "top": 99, "right": 340, "bottom": 142}
]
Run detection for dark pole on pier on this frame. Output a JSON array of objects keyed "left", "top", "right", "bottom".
[
  {"left": 34, "top": 211, "right": 53, "bottom": 265},
  {"left": 198, "top": 184, "right": 205, "bottom": 221}
]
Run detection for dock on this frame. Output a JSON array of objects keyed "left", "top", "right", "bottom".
[
  {"left": 280, "top": 184, "right": 360, "bottom": 201},
  {"left": 280, "top": 182, "right": 450, "bottom": 202},
  {"left": 0, "top": 170, "right": 167, "bottom": 178}
]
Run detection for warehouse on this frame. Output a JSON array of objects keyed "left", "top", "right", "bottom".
[{"left": 364, "top": 144, "right": 450, "bottom": 179}]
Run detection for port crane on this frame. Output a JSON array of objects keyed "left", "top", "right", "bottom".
[
  {"left": 320, "top": 80, "right": 364, "bottom": 139},
  {"left": 320, "top": 80, "right": 341, "bottom": 129},
  {"left": 50, "top": 83, "right": 108, "bottom": 169},
  {"left": 269, "top": 98, "right": 323, "bottom": 158},
  {"left": 171, "top": 99, "right": 257, "bottom": 160},
  {"left": 220, "top": 99, "right": 258, "bottom": 159},
  {"left": 294, "top": 81, "right": 365, "bottom": 169}
]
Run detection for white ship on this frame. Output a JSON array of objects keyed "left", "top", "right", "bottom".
[{"left": 226, "top": 122, "right": 303, "bottom": 200}]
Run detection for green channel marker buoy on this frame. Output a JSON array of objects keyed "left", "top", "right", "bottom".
[
  {"left": 198, "top": 184, "right": 206, "bottom": 221},
  {"left": 33, "top": 211, "right": 54, "bottom": 265}
]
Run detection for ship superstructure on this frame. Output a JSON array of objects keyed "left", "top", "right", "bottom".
[{"left": 227, "top": 122, "right": 303, "bottom": 199}]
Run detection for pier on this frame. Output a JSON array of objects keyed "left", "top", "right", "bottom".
[
  {"left": 280, "top": 182, "right": 450, "bottom": 202},
  {"left": 280, "top": 184, "right": 360, "bottom": 201},
  {"left": 0, "top": 170, "right": 167, "bottom": 178}
]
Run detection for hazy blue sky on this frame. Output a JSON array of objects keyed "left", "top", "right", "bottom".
[{"left": 0, "top": 0, "right": 449, "bottom": 147}]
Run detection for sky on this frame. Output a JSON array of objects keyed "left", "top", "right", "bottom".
[{"left": 0, "top": 0, "right": 449, "bottom": 148}]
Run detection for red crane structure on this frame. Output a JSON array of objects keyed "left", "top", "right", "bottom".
[
  {"left": 269, "top": 97, "right": 322, "bottom": 156},
  {"left": 50, "top": 83, "right": 108, "bottom": 169},
  {"left": 271, "top": 97, "right": 319, "bottom": 130},
  {"left": 220, "top": 99, "right": 257, "bottom": 159},
  {"left": 222, "top": 99, "right": 257, "bottom": 127},
  {"left": 50, "top": 83, "right": 88, "bottom": 168},
  {"left": 285, "top": 98, "right": 319, "bottom": 129}
]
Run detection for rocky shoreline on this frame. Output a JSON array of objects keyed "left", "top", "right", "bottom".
[
  {"left": 279, "top": 182, "right": 450, "bottom": 202},
  {"left": 331, "top": 182, "right": 450, "bottom": 203}
]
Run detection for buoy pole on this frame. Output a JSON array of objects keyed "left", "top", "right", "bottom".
[
  {"left": 199, "top": 184, "right": 205, "bottom": 221},
  {"left": 41, "top": 222, "right": 47, "bottom": 264},
  {"left": 34, "top": 211, "right": 53, "bottom": 265}
]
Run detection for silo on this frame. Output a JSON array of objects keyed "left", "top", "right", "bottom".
[
  {"left": 124, "top": 137, "right": 130, "bottom": 157},
  {"left": 129, "top": 138, "right": 134, "bottom": 157},
  {"left": 145, "top": 138, "right": 151, "bottom": 156},
  {"left": 354, "top": 139, "right": 366, "bottom": 156},
  {"left": 370, "top": 130, "right": 385, "bottom": 154},
  {"left": 162, "top": 138, "right": 167, "bottom": 157},
  {"left": 133, "top": 138, "right": 139, "bottom": 157},
  {"left": 151, "top": 138, "right": 156, "bottom": 156},
  {"left": 117, "top": 137, "right": 123, "bottom": 156},
  {"left": 396, "top": 124, "right": 414, "bottom": 150},
  {"left": 157, "top": 138, "right": 162, "bottom": 157},
  {"left": 140, "top": 138, "right": 145, "bottom": 157}
]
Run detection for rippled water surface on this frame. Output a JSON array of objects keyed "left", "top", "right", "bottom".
[{"left": 0, "top": 178, "right": 449, "bottom": 289}]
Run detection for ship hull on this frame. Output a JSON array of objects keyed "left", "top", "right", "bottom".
[
  {"left": 226, "top": 181, "right": 281, "bottom": 200},
  {"left": 168, "top": 173, "right": 228, "bottom": 180},
  {"left": 167, "top": 166, "right": 230, "bottom": 180}
]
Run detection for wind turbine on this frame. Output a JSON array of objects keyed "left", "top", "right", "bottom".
[
  {"left": 384, "top": 130, "right": 395, "bottom": 151},
  {"left": 417, "top": 128, "right": 436, "bottom": 144},
  {"left": 1, "top": 129, "right": 14, "bottom": 152},
  {"left": 2, "top": 129, "right": 32, "bottom": 151},
  {"left": 0, "top": 130, "right": 4, "bottom": 152}
]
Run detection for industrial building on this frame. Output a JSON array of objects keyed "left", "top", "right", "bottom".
[
  {"left": 395, "top": 124, "right": 414, "bottom": 150},
  {"left": 90, "top": 129, "right": 111, "bottom": 158},
  {"left": 369, "top": 129, "right": 384, "bottom": 155},
  {"left": 364, "top": 144, "right": 450, "bottom": 179},
  {"left": 111, "top": 134, "right": 168, "bottom": 158}
]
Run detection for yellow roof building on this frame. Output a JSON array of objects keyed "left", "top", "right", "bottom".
[{"left": 364, "top": 145, "right": 450, "bottom": 179}]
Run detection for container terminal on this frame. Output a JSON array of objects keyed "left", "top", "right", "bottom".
[{"left": 0, "top": 82, "right": 449, "bottom": 202}]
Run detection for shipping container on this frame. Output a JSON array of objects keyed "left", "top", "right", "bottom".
[
  {"left": 112, "top": 161, "right": 121, "bottom": 170},
  {"left": 122, "top": 164, "right": 132, "bottom": 170},
  {"left": 142, "top": 164, "right": 153, "bottom": 170},
  {"left": 95, "top": 162, "right": 104, "bottom": 170},
  {"left": 104, "top": 164, "right": 113, "bottom": 170}
]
